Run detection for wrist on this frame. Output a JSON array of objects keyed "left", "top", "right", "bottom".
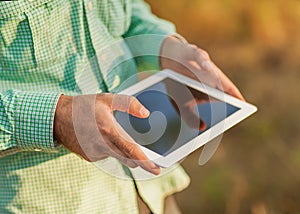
[
  {"left": 160, "top": 36, "right": 187, "bottom": 70},
  {"left": 54, "top": 95, "right": 73, "bottom": 143}
]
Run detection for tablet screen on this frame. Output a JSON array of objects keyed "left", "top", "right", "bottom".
[{"left": 115, "top": 78, "right": 240, "bottom": 156}]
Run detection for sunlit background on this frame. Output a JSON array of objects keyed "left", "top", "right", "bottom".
[{"left": 147, "top": 0, "right": 300, "bottom": 213}]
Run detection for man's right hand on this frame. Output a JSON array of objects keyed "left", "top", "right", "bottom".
[{"left": 54, "top": 93, "right": 160, "bottom": 175}]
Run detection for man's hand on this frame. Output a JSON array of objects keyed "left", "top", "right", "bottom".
[
  {"left": 160, "top": 36, "right": 245, "bottom": 101},
  {"left": 54, "top": 93, "right": 160, "bottom": 175}
]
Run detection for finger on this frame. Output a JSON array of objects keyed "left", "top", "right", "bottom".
[
  {"left": 111, "top": 94, "right": 150, "bottom": 118},
  {"left": 225, "top": 83, "right": 245, "bottom": 101},
  {"left": 130, "top": 145, "right": 161, "bottom": 175},
  {"left": 185, "top": 44, "right": 210, "bottom": 62},
  {"left": 175, "top": 44, "right": 246, "bottom": 101},
  {"left": 168, "top": 90, "right": 206, "bottom": 131},
  {"left": 183, "top": 61, "right": 219, "bottom": 88},
  {"left": 189, "top": 46, "right": 245, "bottom": 101},
  {"left": 181, "top": 104, "right": 207, "bottom": 131},
  {"left": 110, "top": 123, "right": 160, "bottom": 175},
  {"left": 212, "top": 67, "right": 246, "bottom": 101},
  {"left": 194, "top": 59, "right": 246, "bottom": 101},
  {"left": 193, "top": 46, "right": 210, "bottom": 62},
  {"left": 107, "top": 144, "right": 139, "bottom": 168},
  {"left": 110, "top": 137, "right": 160, "bottom": 175}
]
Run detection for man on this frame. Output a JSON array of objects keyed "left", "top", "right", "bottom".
[{"left": 0, "top": 0, "right": 244, "bottom": 213}]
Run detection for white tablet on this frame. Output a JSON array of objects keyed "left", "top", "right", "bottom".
[{"left": 114, "top": 69, "right": 257, "bottom": 168}]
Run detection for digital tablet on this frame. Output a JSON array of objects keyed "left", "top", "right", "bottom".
[{"left": 114, "top": 69, "right": 257, "bottom": 167}]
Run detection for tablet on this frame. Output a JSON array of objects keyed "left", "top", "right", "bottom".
[{"left": 114, "top": 69, "right": 257, "bottom": 167}]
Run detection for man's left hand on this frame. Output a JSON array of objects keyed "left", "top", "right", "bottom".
[{"left": 160, "top": 36, "right": 245, "bottom": 101}]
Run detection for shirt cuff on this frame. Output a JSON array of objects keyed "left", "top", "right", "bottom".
[{"left": 13, "top": 91, "right": 62, "bottom": 152}]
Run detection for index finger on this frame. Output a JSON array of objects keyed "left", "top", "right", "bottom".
[
  {"left": 181, "top": 104, "right": 207, "bottom": 131},
  {"left": 198, "top": 60, "right": 246, "bottom": 101},
  {"left": 216, "top": 70, "right": 246, "bottom": 101}
]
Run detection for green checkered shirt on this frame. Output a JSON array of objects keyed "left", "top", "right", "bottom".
[{"left": 0, "top": 0, "right": 190, "bottom": 213}]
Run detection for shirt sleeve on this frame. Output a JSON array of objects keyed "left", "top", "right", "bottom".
[
  {"left": 0, "top": 89, "right": 62, "bottom": 157},
  {"left": 123, "top": 0, "right": 177, "bottom": 71}
]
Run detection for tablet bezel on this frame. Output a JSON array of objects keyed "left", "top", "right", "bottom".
[{"left": 118, "top": 69, "right": 257, "bottom": 167}]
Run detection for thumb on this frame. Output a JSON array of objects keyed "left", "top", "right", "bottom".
[{"left": 112, "top": 94, "right": 150, "bottom": 118}]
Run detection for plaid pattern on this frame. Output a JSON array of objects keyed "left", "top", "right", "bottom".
[
  {"left": 0, "top": 0, "right": 190, "bottom": 213},
  {"left": 14, "top": 91, "right": 61, "bottom": 151}
]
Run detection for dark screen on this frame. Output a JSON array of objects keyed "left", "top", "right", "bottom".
[{"left": 114, "top": 78, "right": 240, "bottom": 156}]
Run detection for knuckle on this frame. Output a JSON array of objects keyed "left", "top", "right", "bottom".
[
  {"left": 197, "top": 49, "right": 210, "bottom": 59},
  {"left": 96, "top": 93, "right": 109, "bottom": 100},
  {"left": 116, "top": 95, "right": 135, "bottom": 109},
  {"left": 189, "top": 44, "right": 198, "bottom": 50},
  {"left": 96, "top": 93, "right": 112, "bottom": 107},
  {"left": 128, "top": 96, "right": 138, "bottom": 105}
]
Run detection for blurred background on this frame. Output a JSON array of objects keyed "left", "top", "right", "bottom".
[{"left": 146, "top": 0, "right": 300, "bottom": 213}]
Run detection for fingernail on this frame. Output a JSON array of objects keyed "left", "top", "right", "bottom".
[
  {"left": 199, "top": 122, "right": 207, "bottom": 131},
  {"left": 140, "top": 107, "right": 150, "bottom": 117},
  {"left": 148, "top": 161, "right": 160, "bottom": 169}
]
